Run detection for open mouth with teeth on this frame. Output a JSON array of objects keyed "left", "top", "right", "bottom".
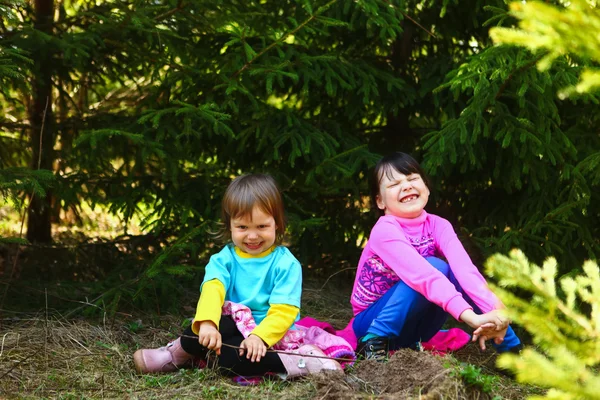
[
  {"left": 400, "top": 194, "right": 419, "bottom": 203},
  {"left": 245, "top": 242, "right": 263, "bottom": 250}
]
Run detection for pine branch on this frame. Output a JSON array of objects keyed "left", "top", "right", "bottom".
[
  {"left": 495, "top": 55, "right": 543, "bottom": 100},
  {"left": 230, "top": 0, "right": 339, "bottom": 79}
]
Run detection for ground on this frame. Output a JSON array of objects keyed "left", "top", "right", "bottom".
[
  {"left": 0, "top": 276, "right": 544, "bottom": 400},
  {"left": 0, "top": 316, "right": 541, "bottom": 400},
  {"left": 0, "top": 240, "right": 544, "bottom": 399}
]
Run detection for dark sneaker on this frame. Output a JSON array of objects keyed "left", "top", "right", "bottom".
[
  {"left": 357, "top": 336, "right": 388, "bottom": 361},
  {"left": 505, "top": 343, "right": 523, "bottom": 354},
  {"left": 407, "top": 341, "right": 423, "bottom": 351}
]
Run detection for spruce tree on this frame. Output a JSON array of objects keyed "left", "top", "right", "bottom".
[
  {"left": 486, "top": 250, "right": 600, "bottom": 399},
  {"left": 0, "top": 0, "right": 597, "bottom": 290},
  {"left": 420, "top": 1, "right": 599, "bottom": 272}
]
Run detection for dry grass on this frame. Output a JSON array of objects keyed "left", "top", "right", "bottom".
[
  {"left": 0, "top": 313, "right": 316, "bottom": 399},
  {"left": 0, "top": 279, "right": 543, "bottom": 400},
  {"left": 0, "top": 278, "right": 353, "bottom": 399}
]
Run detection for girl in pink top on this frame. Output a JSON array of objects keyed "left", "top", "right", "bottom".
[{"left": 351, "top": 152, "right": 520, "bottom": 359}]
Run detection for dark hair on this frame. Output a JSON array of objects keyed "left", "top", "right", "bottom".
[
  {"left": 219, "top": 173, "right": 286, "bottom": 244},
  {"left": 369, "top": 152, "right": 431, "bottom": 215}
]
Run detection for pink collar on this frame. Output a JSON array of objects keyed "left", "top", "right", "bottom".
[{"left": 381, "top": 210, "right": 428, "bottom": 227}]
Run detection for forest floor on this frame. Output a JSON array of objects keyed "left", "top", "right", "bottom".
[
  {"left": 0, "top": 275, "right": 545, "bottom": 400},
  {"left": 0, "top": 212, "right": 545, "bottom": 400}
]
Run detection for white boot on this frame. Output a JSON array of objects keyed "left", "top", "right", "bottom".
[{"left": 278, "top": 345, "right": 343, "bottom": 379}]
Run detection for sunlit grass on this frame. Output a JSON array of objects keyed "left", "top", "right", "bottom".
[
  {"left": 0, "top": 200, "right": 22, "bottom": 237},
  {"left": 0, "top": 200, "right": 146, "bottom": 242}
]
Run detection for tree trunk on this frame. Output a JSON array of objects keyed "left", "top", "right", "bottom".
[{"left": 26, "top": 0, "right": 55, "bottom": 243}]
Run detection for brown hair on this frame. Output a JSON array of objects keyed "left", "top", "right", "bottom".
[{"left": 219, "top": 173, "right": 286, "bottom": 244}]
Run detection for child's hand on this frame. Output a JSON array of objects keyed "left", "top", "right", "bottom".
[
  {"left": 473, "top": 310, "right": 508, "bottom": 334},
  {"left": 239, "top": 334, "right": 267, "bottom": 363},
  {"left": 472, "top": 322, "right": 508, "bottom": 350},
  {"left": 198, "top": 320, "right": 222, "bottom": 355},
  {"left": 460, "top": 309, "right": 510, "bottom": 350},
  {"left": 472, "top": 309, "right": 510, "bottom": 350}
]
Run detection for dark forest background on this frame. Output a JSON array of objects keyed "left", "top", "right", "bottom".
[{"left": 1, "top": 0, "right": 598, "bottom": 316}]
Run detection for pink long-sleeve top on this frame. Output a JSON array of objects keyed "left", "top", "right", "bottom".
[{"left": 350, "top": 211, "right": 502, "bottom": 321}]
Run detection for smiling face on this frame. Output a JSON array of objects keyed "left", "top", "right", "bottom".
[
  {"left": 375, "top": 168, "right": 430, "bottom": 219},
  {"left": 230, "top": 206, "right": 277, "bottom": 255}
]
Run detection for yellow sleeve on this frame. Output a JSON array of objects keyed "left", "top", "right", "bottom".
[
  {"left": 250, "top": 303, "right": 299, "bottom": 347},
  {"left": 191, "top": 279, "right": 225, "bottom": 335}
]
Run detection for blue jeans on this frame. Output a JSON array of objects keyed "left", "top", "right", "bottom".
[{"left": 353, "top": 257, "right": 520, "bottom": 352}]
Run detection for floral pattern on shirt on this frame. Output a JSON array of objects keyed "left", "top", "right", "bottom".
[{"left": 351, "top": 256, "right": 399, "bottom": 311}]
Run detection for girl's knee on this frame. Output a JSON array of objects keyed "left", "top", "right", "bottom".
[{"left": 425, "top": 257, "right": 449, "bottom": 275}]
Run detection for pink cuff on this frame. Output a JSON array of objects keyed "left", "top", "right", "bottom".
[{"left": 445, "top": 296, "right": 472, "bottom": 321}]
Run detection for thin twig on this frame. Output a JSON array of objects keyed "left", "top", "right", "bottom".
[
  {"left": 320, "top": 267, "right": 357, "bottom": 290},
  {"left": 398, "top": 10, "right": 435, "bottom": 38},
  {"left": 179, "top": 335, "right": 353, "bottom": 362},
  {"left": 0, "top": 331, "right": 18, "bottom": 358},
  {"left": 0, "top": 349, "right": 39, "bottom": 380},
  {"left": 154, "top": 0, "right": 185, "bottom": 21},
  {"left": 318, "top": 386, "right": 333, "bottom": 400},
  {"left": 38, "top": 96, "right": 48, "bottom": 169},
  {"left": 66, "top": 333, "right": 93, "bottom": 354},
  {"left": 381, "top": 0, "right": 436, "bottom": 38},
  {"left": 45, "top": 288, "right": 49, "bottom": 373}
]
